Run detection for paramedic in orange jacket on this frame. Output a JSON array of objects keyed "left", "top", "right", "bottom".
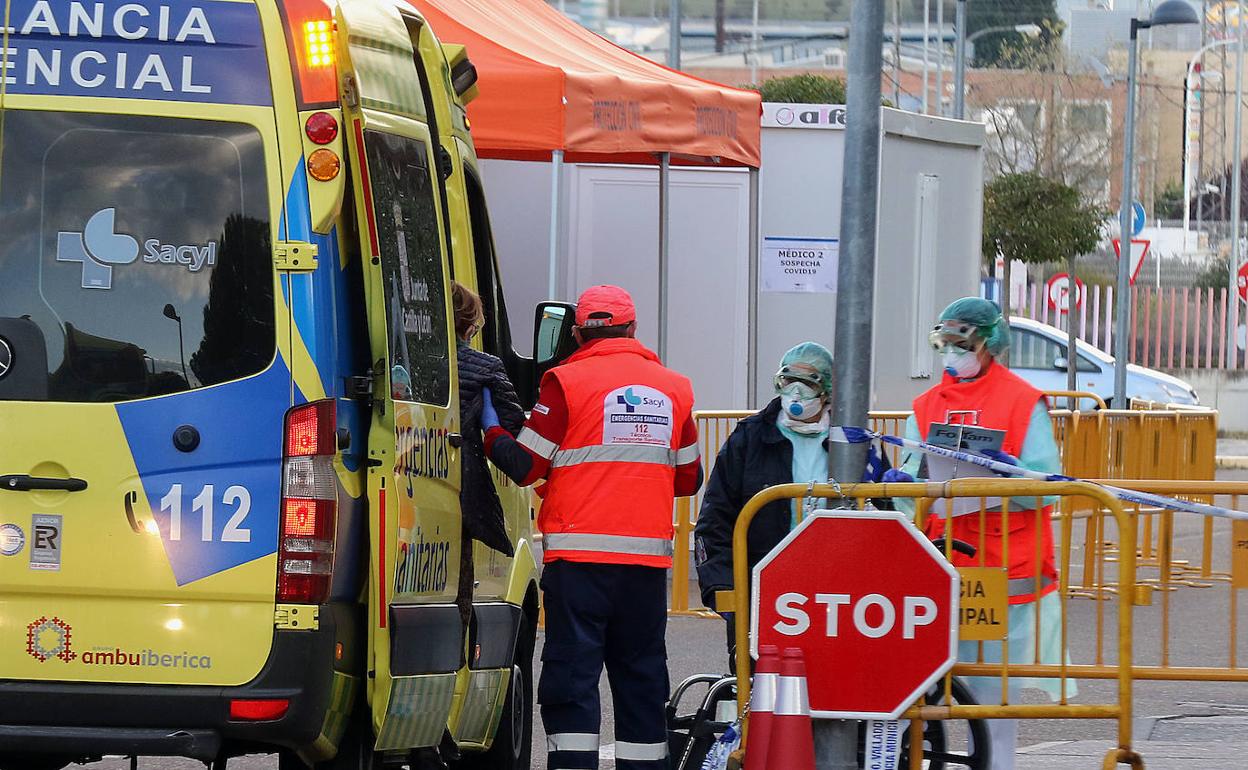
[
  {"left": 482, "top": 285, "right": 702, "bottom": 770},
  {"left": 886, "top": 296, "right": 1071, "bottom": 770}
]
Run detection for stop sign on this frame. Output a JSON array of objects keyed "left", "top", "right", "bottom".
[
  {"left": 750, "top": 511, "right": 959, "bottom": 720},
  {"left": 1238, "top": 261, "right": 1248, "bottom": 304}
]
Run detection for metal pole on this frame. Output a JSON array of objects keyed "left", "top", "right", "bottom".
[
  {"left": 1113, "top": 23, "right": 1140, "bottom": 406},
  {"left": 1184, "top": 59, "right": 1196, "bottom": 253},
  {"left": 548, "top": 150, "right": 563, "bottom": 299},
  {"left": 892, "top": 0, "right": 902, "bottom": 107},
  {"left": 658, "top": 152, "right": 671, "bottom": 362},
  {"left": 825, "top": 0, "right": 884, "bottom": 761},
  {"left": 936, "top": 0, "right": 944, "bottom": 116},
  {"left": 922, "top": 0, "right": 931, "bottom": 114},
  {"left": 748, "top": 166, "right": 760, "bottom": 408},
  {"left": 1229, "top": 18, "right": 1245, "bottom": 365},
  {"left": 668, "top": 0, "right": 681, "bottom": 68},
  {"left": 750, "top": 0, "right": 760, "bottom": 84},
  {"left": 954, "top": 0, "right": 966, "bottom": 118}
]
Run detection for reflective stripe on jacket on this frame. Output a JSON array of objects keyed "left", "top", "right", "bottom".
[
  {"left": 913, "top": 361, "right": 1059, "bottom": 604},
  {"left": 538, "top": 338, "right": 697, "bottom": 568}
]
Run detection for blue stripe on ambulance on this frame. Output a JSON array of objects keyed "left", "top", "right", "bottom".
[
  {"left": 115, "top": 359, "right": 292, "bottom": 585},
  {"left": 280, "top": 162, "right": 365, "bottom": 474},
  {"left": 6, "top": 0, "right": 272, "bottom": 106}
]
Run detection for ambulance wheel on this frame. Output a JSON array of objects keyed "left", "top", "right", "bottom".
[
  {"left": 460, "top": 612, "right": 535, "bottom": 770},
  {"left": 897, "top": 677, "right": 990, "bottom": 770}
]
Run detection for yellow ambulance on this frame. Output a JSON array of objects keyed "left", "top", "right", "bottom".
[{"left": 0, "top": 1, "right": 562, "bottom": 767}]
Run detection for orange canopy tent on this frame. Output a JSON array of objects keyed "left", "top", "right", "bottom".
[
  {"left": 409, "top": 0, "right": 761, "bottom": 167},
  {"left": 407, "top": 0, "right": 763, "bottom": 358}
]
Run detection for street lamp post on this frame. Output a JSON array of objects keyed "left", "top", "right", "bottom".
[
  {"left": 1114, "top": 1, "right": 1199, "bottom": 406},
  {"left": 953, "top": 21, "right": 1042, "bottom": 120}
]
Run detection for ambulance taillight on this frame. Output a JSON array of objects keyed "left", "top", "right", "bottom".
[{"left": 278, "top": 400, "right": 338, "bottom": 604}]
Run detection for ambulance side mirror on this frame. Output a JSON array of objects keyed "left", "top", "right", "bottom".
[{"left": 533, "top": 301, "right": 577, "bottom": 384}]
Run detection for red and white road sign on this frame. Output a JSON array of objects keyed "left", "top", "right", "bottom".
[
  {"left": 751, "top": 511, "right": 959, "bottom": 720},
  {"left": 1045, "top": 273, "right": 1085, "bottom": 314},
  {"left": 1112, "top": 239, "right": 1151, "bottom": 286},
  {"left": 1237, "top": 261, "right": 1248, "bottom": 304}
]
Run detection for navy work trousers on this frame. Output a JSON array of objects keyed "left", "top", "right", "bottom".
[{"left": 538, "top": 560, "right": 669, "bottom": 770}]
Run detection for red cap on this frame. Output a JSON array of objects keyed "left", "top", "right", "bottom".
[{"left": 575, "top": 285, "right": 636, "bottom": 327}]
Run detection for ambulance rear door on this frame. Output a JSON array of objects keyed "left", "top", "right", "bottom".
[
  {"left": 0, "top": 0, "right": 287, "bottom": 689},
  {"left": 335, "top": 0, "right": 464, "bottom": 750}
]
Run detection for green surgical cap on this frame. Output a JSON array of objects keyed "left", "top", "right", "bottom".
[
  {"left": 777, "top": 341, "right": 835, "bottom": 393},
  {"left": 938, "top": 297, "right": 1009, "bottom": 357}
]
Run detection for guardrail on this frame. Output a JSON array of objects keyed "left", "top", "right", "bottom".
[{"left": 720, "top": 481, "right": 1140, "bottom": 769}]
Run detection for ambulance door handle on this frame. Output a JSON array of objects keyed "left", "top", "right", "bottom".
[
  {"left": 448, "top": 433, "right": 463, "bottom": 449},
  {"left": 1, "top": 475, "right": 88, "bottom": 492}
]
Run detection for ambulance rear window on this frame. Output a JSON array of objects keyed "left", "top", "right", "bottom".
[{"left": 0, "top": 111, "right": 274, "bottom": 403}]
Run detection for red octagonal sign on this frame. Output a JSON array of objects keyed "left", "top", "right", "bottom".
[{"left": 751, "top": 511, "right": 959, "bottom": 720}]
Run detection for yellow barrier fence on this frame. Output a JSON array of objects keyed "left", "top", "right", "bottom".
[{"left": 721, "top": 480, "right": 1140, "bottom": 769}]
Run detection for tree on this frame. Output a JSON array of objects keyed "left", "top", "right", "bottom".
[
  {"left": 749, "top": 73, "right": 847, "bottom": 103},
  {"left": 967, "top": 0, "right": 1059, "bottom": 67},
  {"left": 1155, "top": 181, "right": 1184, "bottom": 221},
  {"left": 974, "top": 30, "right": 1119, "bottom": 207},
  {"left": 982, "top": 174, "right": 1107, "bottom": 355}
]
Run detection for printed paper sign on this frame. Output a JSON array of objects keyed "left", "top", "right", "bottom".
[{"left": 761, "top": 237, "right": 838, "bottom": 294}]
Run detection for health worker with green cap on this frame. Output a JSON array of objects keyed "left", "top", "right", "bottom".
[
  {"left": 694, "top": 341, "right": 892, "bottom": 664},
  {"left": 884, "top": 297, "right": 1071, "bottom": 770}
]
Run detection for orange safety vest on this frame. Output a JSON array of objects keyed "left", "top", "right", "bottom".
[
  {"left": 912, "top": 360, "right": 1058, "bottom": 604},
  {"left": 537, "top": 338, "right": 697, "bottom": 568}
]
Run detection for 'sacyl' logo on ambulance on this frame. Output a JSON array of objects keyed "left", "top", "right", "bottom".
[
  {"left": 57, "top": 208, "right": 139, "bottom": 290},
  {"left": 57, "top": 208, "right": 218, "bottom": 290}
]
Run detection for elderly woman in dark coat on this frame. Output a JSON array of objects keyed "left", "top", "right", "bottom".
[{"left": 451, "top": 281, "right": 526, "bottom": 631}]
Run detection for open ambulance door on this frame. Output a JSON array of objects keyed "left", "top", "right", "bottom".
[{"left": 335, "top": 0, "right": 463, "bottom": 751}]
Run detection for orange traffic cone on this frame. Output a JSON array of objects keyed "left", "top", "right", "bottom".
[
  {"left": 743, "top": 644, "right": 780, "bottom": 770},
  {"left": 764, "top": 647, "right": 816, "bottom": 770}
]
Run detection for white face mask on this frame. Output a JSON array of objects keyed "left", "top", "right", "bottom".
[
  {"left": 942, "top": 348, "right": 983, "bottom": 379},
  {"left": 779, "top": 382, "right": 824, "bottom": 421}
]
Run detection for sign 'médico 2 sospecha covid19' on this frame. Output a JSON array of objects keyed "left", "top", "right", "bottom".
[{"left": 5, "top": 1, "right": 272, "bottom": 106}]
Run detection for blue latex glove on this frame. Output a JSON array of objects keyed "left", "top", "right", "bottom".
[
  {"left": 480, "top": 387, "right": 500, "bottom": 430},
  {"left": 882, "top": 468, "right": 914, "bottom": 484},
  {"left": 979, "top": 449, "right": 1020, "bottom": 477}
]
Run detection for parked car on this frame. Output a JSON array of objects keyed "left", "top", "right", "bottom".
[{"left": 1007, "top": 316, "right": 1199, "bottom": 408}]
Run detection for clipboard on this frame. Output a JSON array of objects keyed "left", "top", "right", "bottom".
[{"left": 926, "top": 422, "right": 1007, "bottom": 517}]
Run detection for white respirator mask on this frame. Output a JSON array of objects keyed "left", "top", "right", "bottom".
[{"left": 942, "top": 347, "right": 983, "bottom": 379}]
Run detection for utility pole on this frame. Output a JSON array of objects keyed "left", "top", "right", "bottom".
[
  {"left": 953, "top": 0, "right": 966, "bottom": 118},
  {"left": 715, "top": 0, "right": 726, "bottom": 53},
  {"left": 826, "top": 0, "right": 885, "bottom": 766},
  {"left": 1228, "top": 8, "right": 1244, "bottom": 365},
  {"left": 668, "top": 0, "right": 681, "bottom": 69}
]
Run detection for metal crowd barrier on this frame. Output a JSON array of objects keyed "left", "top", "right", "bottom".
[
  {"left": 1063, "top": 481, "right": 1248, "bottom": 686},
  {"left": 720, "top": 481, "right": 1140, "bottom": 769}
]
